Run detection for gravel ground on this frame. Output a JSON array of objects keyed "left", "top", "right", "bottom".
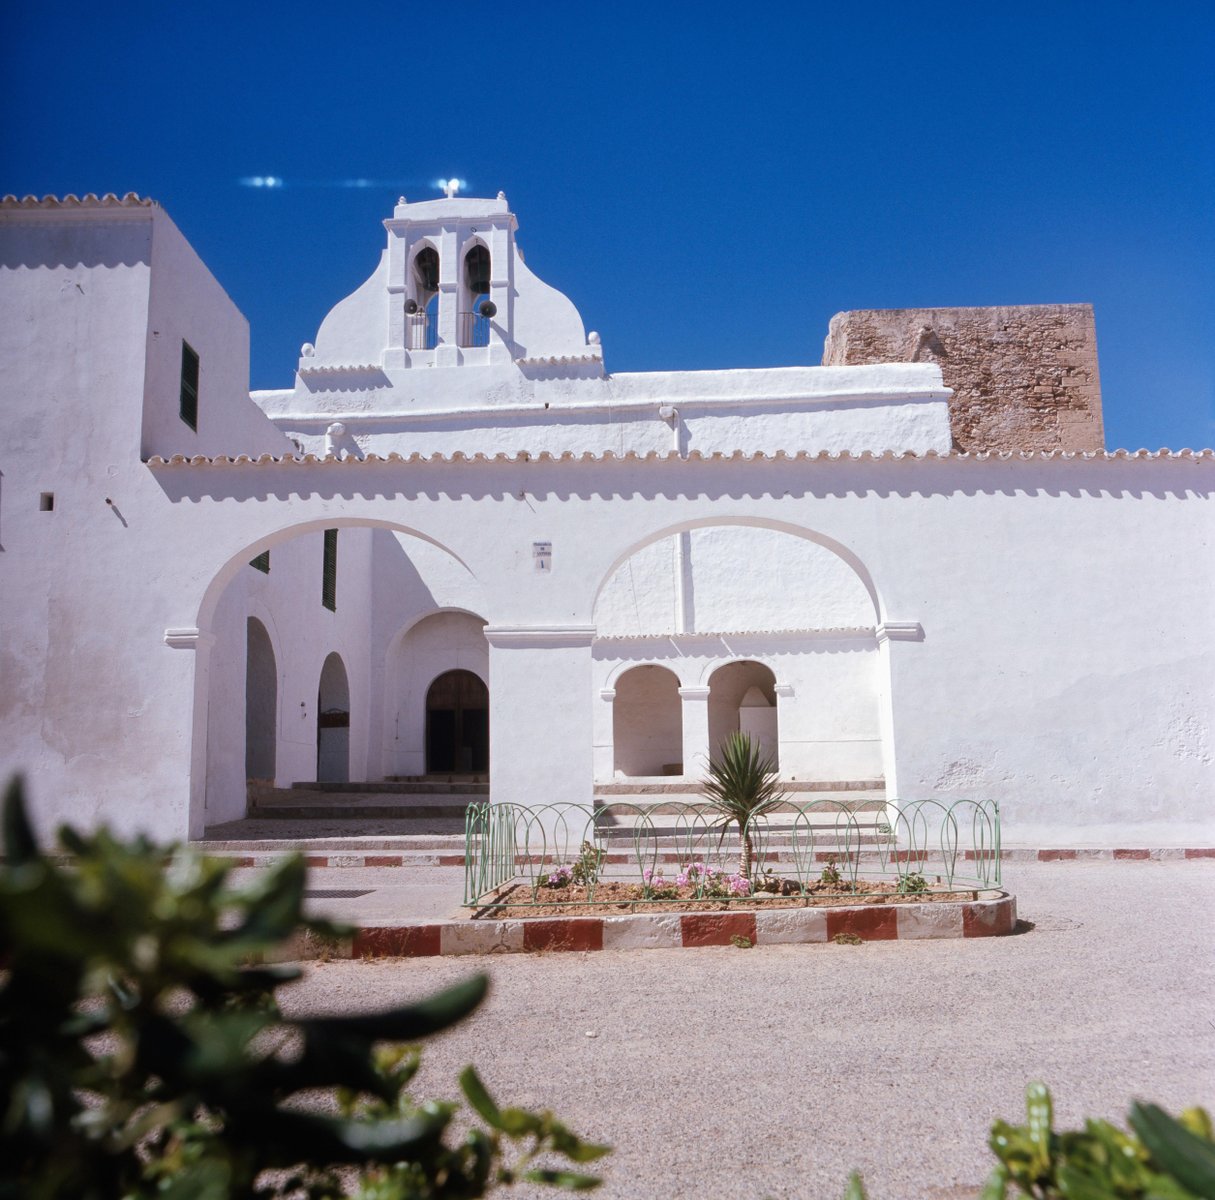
[{"left": 275, "top": 860, "right": 1214, "bottom": 1200}]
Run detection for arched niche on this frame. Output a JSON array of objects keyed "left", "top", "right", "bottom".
[
  {"left": 708, "top": 660, "right": 778, "bottom": 766},
  {"left": 612, "top": 664, "right": 683, "bottom": 778},
  {"left": 426, "top": 669, "right": 488, "bottom": 774},
  {"left": 245, "top": 617, "right": 277, "bottom": 783},
  {"left": 317, "top": 652, "right": 351, "bottom": 783}
]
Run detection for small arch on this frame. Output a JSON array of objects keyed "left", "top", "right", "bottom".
[
  {"left": 612, "top": 664, "right": 683, "bottom": 778},
  {"left": 426, "top": 669, "right": 489, "bottom": 774},
  {"left": 245, "top": 617, "right": 277, "bottom": 783},
  {"left": 708, "top": 660, "right": 778, "bottom": 767},
  {"left": 317, "top": 652, "right": 351, "bottom": 783},
  {"left": 603, "top": 656, "right": 695, "bottom": 691}
]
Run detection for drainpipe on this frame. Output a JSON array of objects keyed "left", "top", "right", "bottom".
[{"left": 658, "top": 405, "right": 682, "bottom": 456}]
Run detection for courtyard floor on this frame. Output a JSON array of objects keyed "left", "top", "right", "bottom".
[{"left": 267, "top": 859, "right": 1214, "bottom": 1199}]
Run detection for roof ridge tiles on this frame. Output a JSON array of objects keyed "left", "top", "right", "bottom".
[{"left": 2, "top": 192, "right": 153, "bottom": 210}]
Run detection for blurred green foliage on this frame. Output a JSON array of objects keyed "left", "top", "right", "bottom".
[
  {"left": 981, "top": 1083, "right": 1215, "bottom": 1199},
  {"left": 0, "top": 776, "right": 608, "bottom": 1199}
]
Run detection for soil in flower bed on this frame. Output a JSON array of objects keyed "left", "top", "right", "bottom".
[{"left": 471, "top": 878, "right": 984, "bottom": 918}]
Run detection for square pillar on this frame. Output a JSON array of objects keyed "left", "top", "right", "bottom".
[
  {"left": 876, "top": 621, "right": 925, "bottom": 816},
  {"left": 594, "top": 687, "right": 616, "bottom": 782},
  {"left": 678, "top": 685, "right": 711, "bottom": 781},
  {"left": 484, "top": 626, "right": 596, "bottom": 811}
]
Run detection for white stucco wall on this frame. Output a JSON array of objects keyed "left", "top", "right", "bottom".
[
  {"left": 142, "top": 212, "right": 291, "bottom": 460},
  {"left": 255, "top": 363, "right": 952, "bottom": 459},
  {"left": 3, "top": 196, "right": 1211, "bottom": 851}
]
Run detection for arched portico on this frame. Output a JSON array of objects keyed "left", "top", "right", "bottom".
[
  {"left": 192, "top": 518, "right": 486, "bottom": 832},
  {"left": 591, "top": 518, "right": 885, "bottom": 787}
]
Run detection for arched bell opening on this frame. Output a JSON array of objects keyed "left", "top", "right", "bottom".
[
  {"left": 408, "top": 246, "right": 440, "bottom": 349},
  {"left": 425, "top": 669, "right": 489, "bottom": 774},
  {"left": 317, "top": 652, "right": 351, "bottom": 783},
  {"left": 708, "top": 660, "right": 778, "bottom": 768},
  {"left": 612, "top": 664, "right": 683, "bottom": 778},
  {"left": 458, "top": 243, "right": 493, "bottom": 347},
  {"left": 244, "top": 617, "right": 277, "bottom": 786}
]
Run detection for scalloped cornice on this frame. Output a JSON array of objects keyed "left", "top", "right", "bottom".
[{"left": 146, "top": 447, "right": 1215, "bottom": 469}]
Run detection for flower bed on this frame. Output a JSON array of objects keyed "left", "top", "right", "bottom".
[{"left": 472, "top": 858, "right": 983, "bottom": 918}]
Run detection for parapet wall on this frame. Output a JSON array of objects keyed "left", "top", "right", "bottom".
[{"left": 821, "top": 304, "right": 1104, "bottom": 452}]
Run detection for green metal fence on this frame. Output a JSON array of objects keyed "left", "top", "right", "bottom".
[{"left": 463, "top": 797, "right": 1001, "bottom": 908}]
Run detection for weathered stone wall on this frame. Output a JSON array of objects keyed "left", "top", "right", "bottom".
[{"left": 821, "top": 304, "right": 1104, "bottom": 452}]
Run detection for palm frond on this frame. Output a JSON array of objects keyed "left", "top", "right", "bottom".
[{"left": 701, "top": 732, "right": 785, "bottom": 824}]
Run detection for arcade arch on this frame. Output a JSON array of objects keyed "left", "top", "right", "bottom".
[
  {"left": 708, "top": 660, "right": 778, "bottom": 766},
  {"left": 612, "top": 664, "right": 683, "bottom": 778},
  {"left": 244, "top": 617, "right": 277, "bottom": 783},
  {"left": 316, "top": 652, "right": 350, "bottom": 783}
]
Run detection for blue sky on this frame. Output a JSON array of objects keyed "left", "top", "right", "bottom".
[{"left": 3, "top": 1, "right": 1212, "bottom": 450}]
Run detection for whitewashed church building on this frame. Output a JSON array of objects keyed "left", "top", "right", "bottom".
[{"left": 1, "top": 189, "right": 1211, "bottom": 847}]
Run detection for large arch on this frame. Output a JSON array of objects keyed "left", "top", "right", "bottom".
[
  {"left": 195, "top": 517, "right": 481, "bottom": 636},
  {"left": 591, "top": 516, "right": 884, "bottom": 628},
  {"left": 612, "top": 664, "right": 683, "bottom": 777}
]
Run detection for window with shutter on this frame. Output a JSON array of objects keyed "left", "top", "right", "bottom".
[
  {"left": 249, "top": 551, "right": 270, "bottom": 574},
  {"left": 322, "top": 529, "right": 337, "bottom": 611},
  {"left": 179, "top": 341, "right": 199, "bottom": 430}
]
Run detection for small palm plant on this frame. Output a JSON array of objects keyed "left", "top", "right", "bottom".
[{"left": 701, "top": 731, "right": 785, "bottom": 879}]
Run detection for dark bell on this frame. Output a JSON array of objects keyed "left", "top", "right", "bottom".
[
  {"left": 478, "top": 300, "right": 497, "bottom": 319},
  {"left": 405, "top": 299, "right": 419, "bottom": 314}
]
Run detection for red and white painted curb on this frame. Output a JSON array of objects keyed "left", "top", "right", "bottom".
[
  {"left": 295, "top": 892, "right": 1019, "bottom": 959},
  {"left": 210, "top": 847, "right": 1215, "bottom": 869}
]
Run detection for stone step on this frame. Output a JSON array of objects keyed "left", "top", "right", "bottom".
[
  {"left": 593, "top": 779, "right": 885, "bottom": 796},
  {"left": 385, "top": 774, "right": 488, "bottom": 784},
  {"left": 593, "top": 798, "right": 887, "bottom": 817},
  {"left": 250, "top": 802, "right": 478, "bottom": 821},
  {"left": 289, "top": 780, "right": 490, "bottom": 795}
]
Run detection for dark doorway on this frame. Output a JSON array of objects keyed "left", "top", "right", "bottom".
[{"left": 426, "top": 669, "right": 488, "bottom": 773}]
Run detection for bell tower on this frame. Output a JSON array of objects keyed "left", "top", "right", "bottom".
[{"left": 383, "top": 191, "right": 516, "bottom": 368}]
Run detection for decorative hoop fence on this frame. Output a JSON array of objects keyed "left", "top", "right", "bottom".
[{"left": 463, "top": 798, "right": 1001, "bottom": 908}]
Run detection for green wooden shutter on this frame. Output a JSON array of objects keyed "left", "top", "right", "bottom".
[
  {"left": 249, "top": 550, "right": 270, "bottom": 574},
  {"left": 179, "top": 341, "right": 199, "bottom": 430},
  {"left": 322, "top": 529, "right": 337, "bottom": 611}
]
